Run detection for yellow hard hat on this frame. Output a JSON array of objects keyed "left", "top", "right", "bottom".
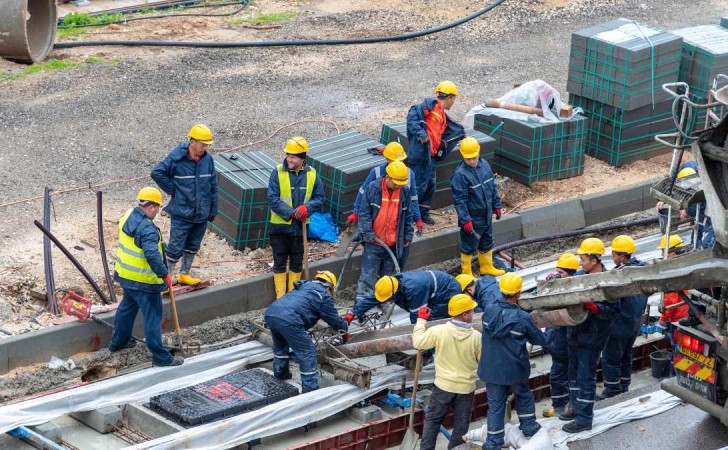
[
  {"left": 435, "top": 80, "right": 458, "bottom": 97},
  {"left": 555, "top": 253, "right": 580, "bottom": 271},
  {"left": 285, "top": 136, "right": 309, "bottom": 155},
  {"left": 577, "top": 237, "right": 605, "bottom": 256},
  {"left": 188, "top": 124, "right": 214, "bottom": 145},
  {"left": 382, "top": 142, "right": 407, "bottom": 161},
  {"left": 499, "top": 272, "right": 523, "bottom": 296},
  {"left": 611, "top": 235, "right": 636, "bottom": 254},
  {"left": 677, "top": 167, "right": 697, "bottom": 179},
  {"left": 459, "top": 137, "right": 480, "bottom": 159},
  {"left": 658, "top": 234, "right": 684, "bottom": 250},
  {"left": 375, "top": 275, "right": 399, "bottom": 302},
  {"left": 137, "top": 187, "right": 163, "bottom": 206},
  {"left": 455, "top": 273, "right": 476, "bottom": 292},
  {"left": 315, "top": 271, "right": 337, "bottom": 290},
  {"left": 448, "top": 293, "right": 478, "bottom": 317},
  {"left": 385, "top": 161, "right": 409, "bottom": 186}
]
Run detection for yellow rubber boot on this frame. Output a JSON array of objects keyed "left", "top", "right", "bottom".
[
  {"left": 478, "top": 250, "right": 505, "bottom": 277},
  {"left": 177, "top": 273, "right": 201, "bottom": 286},
  {"left": 288, "top": 272, "right": 302, "bottom": 292},
  {"left": 273, "top": 272, "right": 288, "bottom": 299},
  {"left": 460, "top": 253, "right": 473, "bottom": 276}
]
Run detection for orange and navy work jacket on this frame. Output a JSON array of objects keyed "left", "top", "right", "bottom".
[{"left": 373, "top": 179, "right": 402, "bottom": 247}]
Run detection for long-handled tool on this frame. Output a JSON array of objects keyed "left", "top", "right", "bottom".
[
  {"left": 167, "top": 285, "right": 185, "bottom": 356},
  {"left": 302, "top": 221, "right": 310, "bottom": 280},
  {"left": 400, "top": 350, "right": 423, "bottom": 450}
]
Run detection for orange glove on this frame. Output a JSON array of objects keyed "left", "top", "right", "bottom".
[
  {"left": 495, "top": 208, "right": 502, "bottom": 220},
  {"left": 346, "top": 214, "right": 358, "bottom": 226},
  {"left": 164, "top": 274, "right": 173, "bottom": 289},
  {"left": 292, "top": 205, "right": 309, "bottom": 221}
]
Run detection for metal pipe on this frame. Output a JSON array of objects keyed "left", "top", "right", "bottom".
[
  {"left": 688, "top": 289, "right": 722, "bottom": 308},
  {"left": 34, "top": 220, "right": 112, "bottom": 305},
  {"left": 529, "top": 305, "right": 587, "bottom": 328},
  {"left": 661, "top": 379, "right": 728, "bottom": 426},
  {"left": 7, "top": 425, "right": 66, "bottom": 450},
  {"left": 0, "top": 0, "right": 57, "bottom": 64},
  {"left": 97, "top": 191, "right": 118, "bottom": 304},
  {"left": 42, "top": 187, "right": 57, "bottom": 314}
]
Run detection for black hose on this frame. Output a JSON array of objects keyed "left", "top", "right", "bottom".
[
  {"left": 336, "top": 239, "right": 362, "bottom": 292},
  {"left": 42, "top": 187, "right": 58, "bottom": 314},
  {"left": 55, "top": 0, "right": 506, "bottom": 48},
  {"left": 96, "top": 191, "right": 118, "bottom": 304},
  {"left": 493, "top": 217, "right": 659, "bottom": 253}
]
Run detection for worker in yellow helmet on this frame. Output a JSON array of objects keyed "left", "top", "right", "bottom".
[
  {"left": 451, "top": 137, "right": 504, "bottom": 277},
  {"left": 267, "top": 136, "right": 325, "bottom": 298},
  {"left": 109, "top": 187, "right": 183, "bottom": 367},
  {"left": 405, "top": 81, "right": 465, "bottom": 225},
  {"left": 151, "top": 124, "right": 217, "bottom": 287}
]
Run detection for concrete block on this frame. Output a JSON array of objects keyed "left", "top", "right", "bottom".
[
  {"left": 72, "top": 406, "right": 122, "bottom": 434},
  {"left": 123, "top": 403, "right": 184, "bottom": 439},
  {"left": 493, "top": 213, "right": 523, "bottom": 245},
  {"left": 520, "top": 199, "right": 585, "bottom": 238},
  {"left": 29, "top": 422, "right": 61, "bottom": 442},
  {"left": 581, "top": 184, "right": 646, "bottom": 226},
  {"left": 347, "top": 404, "right": 383, "bottom": 424}
]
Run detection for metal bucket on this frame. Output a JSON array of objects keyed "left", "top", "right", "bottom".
[
  {"left": 658, "top": 208, "right": 680, "bottom": 234},
  {"left": 0, "top": 0, "right": 57, "bottom": 64}
]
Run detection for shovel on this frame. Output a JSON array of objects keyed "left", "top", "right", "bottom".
[
  {"left": 167, "top": 285, "right": 185, "bottom": 356},
  {"left": 336, "top": 223, "right": 358, "bottom": 257},
  {"left": 400, "top": 350, "right": 423, "bottom": 450}
]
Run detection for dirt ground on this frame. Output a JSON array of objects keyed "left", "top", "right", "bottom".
[{"left": 0, "top": 0, "right": 723, "bottom": 356}]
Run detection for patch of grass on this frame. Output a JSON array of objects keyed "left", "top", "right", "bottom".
[
  {"left": 0, "top": 59, "right": 80, "bottom": 82},
  {"left": 57, "top": 27, "right": 90, "bottom": 38},
  {"left": 227, "top": 12, "right": 295, "bottom": 26},
  {"left": 60, "top": 12, "right": 125, "bottom": 27}
]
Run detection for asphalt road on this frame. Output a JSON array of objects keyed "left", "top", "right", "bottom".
[{"left": 569, "top": 383, "right": 728, "bottom": 450}]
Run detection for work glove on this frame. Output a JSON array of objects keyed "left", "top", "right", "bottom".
[
  {"left": 495, "top": 208, "right": 502, "bottom": 220},
  {"left": 163, "top": 274, "right": 173, "bottom": 289},
  {"left": 584, "top": 302, "right": 600, "bottom": 314},
  {"left": 343, "top": 312, "right": 355, "bottom": 325},
  {"left": 346, "top": 213, "right": 358, "bottom": 226},
  {"left": 418, "top": 306, "right": 431, "bottom": 320},
  {"left": 462, "top": 221, "right": 474, "bottom": 233},
  {"left": 404, "top": 240, "right": 410, "bottom": 247},
  {"left": 208, "top": 215, "right": 215, "bottom": 222},
  {"left": 416, "top": 220, "right": 424, "bottom": 236},
  {"left": 417, "top": 135, "right": 430, "bottom": 144},
  {"left": 292, "top": 205, "right": 309, "bottom": 221},
  {"left": 341, "top": 332, "right": 351, "bottom": 344},
  {"left": 545, "top": 272, "right": 561, "bottom": 281}
]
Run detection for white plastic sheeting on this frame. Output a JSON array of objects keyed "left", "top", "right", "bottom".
[
  {"left": 465, "top": 390, "right": 683, "bottom": 449},
  {"left": 0, "top": 341, "right": 273, "bottom": 434},
  {"left": 129, "top": 365, "right": 436, "bottom": 449}
]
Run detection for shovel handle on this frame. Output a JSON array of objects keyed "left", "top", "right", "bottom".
[
  {"left": 302, "top": 223, "right": 310, "bottom": 280},
  {"left": 167, "top": 287, "right": 183, "bottom": 339},
  {"left": 409, "top": 351, "right": 423, "bottom": 416}
]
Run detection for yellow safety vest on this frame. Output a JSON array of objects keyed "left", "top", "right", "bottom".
[
  {"left": 114, "top": 209, "right": 164, "bottom": 285},
  {"left": 270, "top": 164, "right": 317, "bottom": 225}
]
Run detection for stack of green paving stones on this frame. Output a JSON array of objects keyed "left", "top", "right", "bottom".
[
  {"left": 567, "top": 18, "right": 682, "bottom": 167},
  {"left": 721, "top": 17, "right": 728, "bottom": 29},
  {"left": 210, "top": 152, "right": 278, "bottom": 250}
]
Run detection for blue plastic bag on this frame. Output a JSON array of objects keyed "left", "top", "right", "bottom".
[{"left": 307, "top": 212, "right": 340, "bottom": 243}]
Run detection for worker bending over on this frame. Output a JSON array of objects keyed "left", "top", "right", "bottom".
[
  {"left": 264, "top": 271, "right": 347, "bottom": 393},
  {"left": 354, "top": 161, "right": 414, "bottom": 304},
  {"left": 267, "top": 137, "right": 325, "bottom": 298},
  {"left": 348, "top": 142, "right": 424, "bottom": 257},
  {"left": 599, "top": 236, "right": 647, "bottom": 400},
  {"left": 413, "top": 294, "right": 481, "bottom": 450},
  {"left": 151, "top": 124, "right": 217, "bottom": 286},
  {"left": 451, "top": 137, "right": 504, "bottom": 277},
  {"left": 346, "top": 270, "right": 461, "bottom": 324},
  {"left": 406, "top": 81, "right": 464, "bottom": 224},
  {"left": 455, "top": 273, "right": 503, "bottom": 311},
  {"left": 110, "top": 188, "right": 182, "bottom": 367},
  {"left": 542, "top": 253, "right": 579, "bottom": 418},
  {"left": 561, "top": 238, "right": 620, "bottom": 433},
  {"left": 479, "top": 273, "right": 547, "bottom": 450},
  {"left": 657, "top": 234, "right": 690, "bottom": 327}
]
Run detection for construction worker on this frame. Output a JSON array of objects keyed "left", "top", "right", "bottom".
[
  {"left": 347, "top": 142, "right": 423, "bottom": 269},
  {"left": 151, "top": 124, "right": 217, "bottom": 286},
  {"left": 451, "top": 137, "right": 504, "bottom": 277},
  {"left": 264, "top": 271, "right": 347, "bottom": 393},
  {"left": 455, "top": 273, "right": 503, "bottom": 311},
  {"left": 406, "top": 81, "right": 465, "bottom": 225},
  {"left": 109, "top": 187, "right": 183, "bottom": 367},
  {"left": 413, "top": 294, "right": 481, "bottom": 450},
  {"left": 561, "top": 238, "right": 620, "bottom": 433},
  {"left": 354, "top": 161, "right": 414, "bottom": 305},
  {"left": 346, "top": 270, "right": 461, "bottom": 324},
  {"left": 658, "top": 234, "right": 690, "bottom": 327},
  {"left": 479, "top": 273, "right": 547, "bottom": 450},
  {"left": 599, "top": 236, "right": 648, "bottom": 400},
  {"left": 542, "top": 253, "right": 580, "bottom": 418},
  {"left": 267, "top": 137, "right": 325, "bottom": 298}
]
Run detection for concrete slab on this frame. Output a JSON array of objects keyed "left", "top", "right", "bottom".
[
  {"left": 71, "top": 406, "right": 122, "bottom": 434},
  {"left": 520, "top": 198, "right": 585, "bottom": 238},
  {"left": 28, "top": 422, "right": 61, "bottom": 443},
  {"left": 493, "top": 213, "right": 523, "bottom": 244},
  {"left": 348, "top": 405, "right": 383, "bottom": 424},
  {"left": 122, "top": 403, "right": 184, "bottom": 439},
  {"left": 581, "top": 180, "right": 654, "bottom": 226}
]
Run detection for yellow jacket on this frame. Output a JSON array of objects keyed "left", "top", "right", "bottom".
[{"left": 412, "top": 318, "right": 481, "bottom": 394}]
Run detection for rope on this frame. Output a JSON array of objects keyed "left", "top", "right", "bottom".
[{"left": 216, "top": 119, "right": 341, "bottom": 153}]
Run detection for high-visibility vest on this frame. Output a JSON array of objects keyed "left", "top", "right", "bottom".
[
  {"left": 270, "top": 164, "right": 316, "bottom": 225},
  {"left": 114, "top": 209, "right": 164, "bottom": 285}
]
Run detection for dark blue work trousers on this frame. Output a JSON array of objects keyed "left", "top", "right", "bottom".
[
  {"left": 355, "top": 243, "right": 397, "bottom": 302},
  {"left": 167, "top": 216, "right": 207, "bottom": 264},
  {"left": 459, "top": 217, "right": 494, "bottom": 254},
  {"left": 109, "top": 288, "right": 174, "bottom": 366},
  {"left": 483, "top": 382, "right": 540, "bottom": 450},
  {"left": 568, "top": 344, "right": 601, "bottom": 426},
  {"left": 550, "top": 356, "right": 570, "bottom": 408},
  {"left": 411, "top": 161, "right": 436, "bottom": 216},
  {"left": 265, "top": 317, "right": 319, "bottom": 393},
  {"left": 601, "top": 335, "right": 637, "bottom": 396}
]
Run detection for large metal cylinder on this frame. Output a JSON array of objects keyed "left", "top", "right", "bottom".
[
  {"left": 0, "top": 0, "right": 57, "bottom": 64},
  {"left": 530, "top": 305, "right": 587, "bottom": 328}
]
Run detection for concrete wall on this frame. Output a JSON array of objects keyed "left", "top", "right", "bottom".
[{"left": 0, "top": 178, "right": 659, "bottom": 374}]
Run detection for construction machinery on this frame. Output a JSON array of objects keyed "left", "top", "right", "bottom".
[{"left": 519, "top": 76, "right": 728, "bottom": 425}]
